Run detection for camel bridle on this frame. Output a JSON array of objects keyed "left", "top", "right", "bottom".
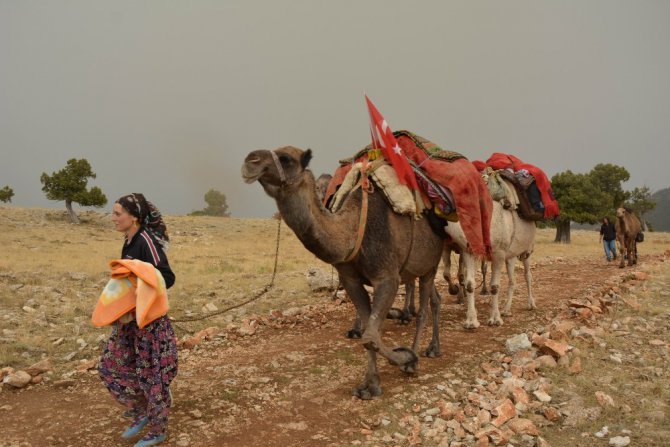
[{"left": 271, "top": 150, "right": 305, "bottom": 187}]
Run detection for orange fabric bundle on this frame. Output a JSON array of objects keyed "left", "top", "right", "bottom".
[{"left": 92, "top": 259, "right": 168, "bottom": 329}]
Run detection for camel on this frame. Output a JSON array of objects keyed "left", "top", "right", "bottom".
[
  {"left": 243, "top": 147, "right": 444, "bottom": 399},
  {"left": 317, "top": 172, "right": 442, "bottom": 342},
  {"left": 616, "top": 207, "right": 641, "bottom": 268},
  {"left": 438, "top": 199, "right": 536, "bottom": 327}
]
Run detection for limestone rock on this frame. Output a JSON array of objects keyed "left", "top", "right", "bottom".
[
  {"left": 608, "top": 436, "right": 630, "bottom": 447},
  {"left": 25, "top": 358, "right": 52, "bottom": 377},
  {"left": 506, "top": 334, "right": 531, "bottom": 354},
  {"left": 3, "top": 370, "right": 31, "bottom": 388}
]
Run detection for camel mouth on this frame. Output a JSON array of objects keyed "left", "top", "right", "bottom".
[{"left": 241, "top": 165, "right": 262, "bottom": 184}]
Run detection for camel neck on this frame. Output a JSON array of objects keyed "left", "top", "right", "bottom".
[{"left": 275, "top": 173, "right": 359, "bottom": 264}]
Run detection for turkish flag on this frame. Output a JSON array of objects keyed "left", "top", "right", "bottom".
[{"left": 365, "top": 95, "right": 419, "bottom": 190}]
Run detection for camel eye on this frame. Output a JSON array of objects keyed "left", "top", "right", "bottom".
[{"left": 278, "top": 154, "right": 291, "bottom": 164}]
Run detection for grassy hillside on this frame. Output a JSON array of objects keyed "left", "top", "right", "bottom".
[{"left": 1, "top": 206, "right": 670, "bottom": 372}]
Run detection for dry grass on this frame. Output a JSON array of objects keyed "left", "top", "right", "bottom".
[{"left": 1, "top": 206, "right": 668, "bottom": 372}]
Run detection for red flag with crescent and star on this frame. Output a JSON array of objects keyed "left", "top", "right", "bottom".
[{"left": 365, "top": 95, "right": 419, "bottom": 190}]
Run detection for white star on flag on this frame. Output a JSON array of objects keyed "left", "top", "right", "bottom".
[{"left": 365, "top": 95, "right": 419, "bottom": 190}]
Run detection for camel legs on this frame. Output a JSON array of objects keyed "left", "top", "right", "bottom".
[
  {"left": 487, "top": 254, "right": 505, "bottom": 326},
  {"left": 344, "top": 276, "right": 418, "bottom": 399},
  {"left": 422, "top": 284, "right": 442, "bottom": 358},
  {"left": 500, "top": 258, "right": 517, "bottom": 317},
  {"left": 461, "top": 252, "right": 480, "bottom": 329},
  {"left": 480, "top": 260, "right": 489, "bottom": 295},
  {"left": 523, "top": 255, "right": 536, "bottom": 311},
  {"left": 401, "top": 279, "right": 442, "bottom": 358}
]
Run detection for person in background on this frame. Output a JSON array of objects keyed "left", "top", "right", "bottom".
[
  {"left": 599, "top": 216, "right": 617, "bottom": 262},
  {"left": 98, "top": 193, "right": 177, "bottom": 447}
]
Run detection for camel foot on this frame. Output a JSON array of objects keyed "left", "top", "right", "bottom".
[
  {"left": 463, "top": 319, "right": 480, "bottom": 329},
  {"left": 527, "top": 303, "right": 537, "bottom": 311},
  {"left": 501, "top": 309, "right": 512, "bottom": 317},
  {"left": 391, "top": 347, "right": 419, "bottom": 373},
  {"left": 480, "top": 288, "right": 489, "bottom": 296},
  {"left": 386, "top": 308, "right": 414, "bottom": 324},
  {"left": 346, "top": 328, "right": 361, "bottom": 339},
  {"left": 488, "top": 316, "right": 504, "bottom": 326},
  {"left": 352, "top": 380, "right": 382, "bottom": 400},
  {"left": 423, "top": 342, "right": 441, "bottom": 358},
  {"left": 448, "top": 284, "right": 460, "bottom": 295},
  {"left": 386, "top": 308, "right": 403, "bottom": 320}
]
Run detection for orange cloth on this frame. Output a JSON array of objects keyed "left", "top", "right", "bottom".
[{"left": 92, "top": 259, "right": 168, "bottom": 329}]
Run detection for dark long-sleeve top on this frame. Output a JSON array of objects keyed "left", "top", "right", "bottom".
[
  {"left": 599, "top": 222, "right": 617, "bottom": 241},
  {"left": 121, "top": 227, "right": 175, "bottom": 288}
]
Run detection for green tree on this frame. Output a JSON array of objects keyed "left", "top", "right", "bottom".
[
  {"left": 589, "top": 163, "right": 630, "bottom": 209},
  {"left": 40, "top": 158, "right": 107, "bottom": 224},
  {"left": 551, "top": 170, "right": 610, "bottom": 243},
  {"left": 0, "top": 185, "right": 14, "bottom": 203},
  {"left": 190, "top": 189, "right": 230, "bottom": 217},
  {"left": 626, "top": 186, "right": 656, "bottom": 231}
]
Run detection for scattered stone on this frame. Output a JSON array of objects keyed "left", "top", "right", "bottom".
[
  {"left": 595, "top": 426, "right": 609, "bottom": 438},
  {"left": 238, "top": 319, "right": 257, "bottom": 336},
  {"left": 491, "top": 399, "right": 516, "bottom": 427},
  {"left": 569, "top": 356, "right": 582, "bottom": 374},
  {"left": 76, "top": 359, "right": 98, "bottom": 372},
  {"left": 534, "top": 355, "right": 557, "bottom": 369},
  {"left": 506, "top": 334, "right": 532, "bottom": 354},
  {"left": 533, "top": 390, "right": 552, "bottom": 403},
  {"left": 25, "top": 358, "right": 52, "bottom": 376},
  {"left": 609, "top": 436, "right": 630, "bottom": 447},
  {"left": 306, "top": 267, "right": 337, "bottom": 292},
  {"left": 202, "top": 302, "right": 218, "bottom": 313},
  {"left": 507, "top": 418, "right": 539, "bottom": 436},
  {"left": 595, "top": 391, "right": 615, "bottom": 407},
  {"left": 3, "top": 370, "right": 31, "bottom": 388}
]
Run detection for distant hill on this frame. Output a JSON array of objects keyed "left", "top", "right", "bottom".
[{"left": 647, "top": 188, "right": 670, "bottom": 231}]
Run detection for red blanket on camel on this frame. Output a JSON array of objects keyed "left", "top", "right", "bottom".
[{"left": 324, "top": 131, "right": 492, "bottom": 257}]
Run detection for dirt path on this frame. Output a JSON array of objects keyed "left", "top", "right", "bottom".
[{"left": 0, "top": 257, "right": 650, "bottom": 446}]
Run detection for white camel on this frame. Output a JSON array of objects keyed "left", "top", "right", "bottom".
[{"left": 442, "top": 199, "right": 537, "bottom": 328}]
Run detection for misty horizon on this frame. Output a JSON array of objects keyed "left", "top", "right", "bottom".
[{"left": 2, "top": 1, "right": 669, "bottom": 218}]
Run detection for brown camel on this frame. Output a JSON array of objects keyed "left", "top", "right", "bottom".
[
  {"left": 616, "top": 207, "right": 641, "bottom": 268},
  {"left": 242, "top": 147, "right": 444, "bottom": 399}
]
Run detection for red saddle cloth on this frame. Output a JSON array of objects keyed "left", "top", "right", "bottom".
[
  {"left": 324, "top": 131, "right": 492, "bottom": 257},
  {"left": 484, "top": 153, "right": 560, "bottom": 219}
]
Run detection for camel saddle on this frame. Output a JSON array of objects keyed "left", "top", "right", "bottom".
[
  {"left": 324, "top": 130, "right": 492, "bottom": 257},
  {"left": 495, "top": 169, "right": 545, "bottom": 221}
]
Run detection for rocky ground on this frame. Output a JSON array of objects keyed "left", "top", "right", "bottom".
[{"left": 1, "top": 253, "right": 669, "bottom": 447}]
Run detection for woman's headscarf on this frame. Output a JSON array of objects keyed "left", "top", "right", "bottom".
[{"left": 116, "top": 193, "right": 169, "bottom": 250}]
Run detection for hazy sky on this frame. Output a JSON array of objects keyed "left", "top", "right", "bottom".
[{"left": 2, "top": 1, "right": 669, "bottom": 217}]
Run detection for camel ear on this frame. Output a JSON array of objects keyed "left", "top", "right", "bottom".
[{"left": 301, "top": 149, "right": 313, "bottom": 169}]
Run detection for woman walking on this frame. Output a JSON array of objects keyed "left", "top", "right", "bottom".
[{"left": 98, "top": 193, "right": 177, "bottom": 447}]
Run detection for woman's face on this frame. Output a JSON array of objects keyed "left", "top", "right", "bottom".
[{"left": 112, "top": 203, "right": 137, "bottom": 233}]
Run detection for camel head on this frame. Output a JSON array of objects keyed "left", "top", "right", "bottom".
[
  {"left": 242, "top": 146, "right": 313, "bottom": 196},
  {"left": 315, "top": 173, "right": 333, "bottom": 202},
  {"left": 615, "top": 207, "right": 626, "bottom": 218}
]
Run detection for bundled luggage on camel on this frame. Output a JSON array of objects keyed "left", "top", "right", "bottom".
[
  {"left": 323, "top": 130, "right": 492, "bottom": 257},
  {"left": 473, "top": 153, "right": 560, "bottom": 221}
]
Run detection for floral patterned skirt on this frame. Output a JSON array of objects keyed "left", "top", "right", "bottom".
[{"left": 99, "top": 315, "right": 178, "bottom": 435}]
